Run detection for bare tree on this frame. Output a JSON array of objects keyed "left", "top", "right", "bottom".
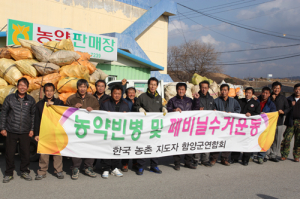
[{"left": 167, "top": 40, "right": 222, "bottom": 82}]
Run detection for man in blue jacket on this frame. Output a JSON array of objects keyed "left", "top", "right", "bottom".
[
  {"left": 256, "top": 87, "right": 277, "bottom": 164},
  {"left": 210, "top": 84, "right": 241, "bottom": 166},
  {"left": 121, "top": 79, "right": 138, "bottom": 111},
  {"left": 100, "top": 84, "right": 130, "bottom": 179}
]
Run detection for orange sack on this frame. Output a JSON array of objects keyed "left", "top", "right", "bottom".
[
  {"left": 228, "top": 88, "right": 236, "bottom": 97},
  {"left": 59, "top": 92, "right": 76, "bottom": 104},
  {"left": 87, "top": 83, "right": 96, "bottom": 94},
  {"left": 24, "top": 73, "right": 61, "bottom": 92},
  {"left": 0, "top": 48, "right": 12, "bottom": 59},
  {"left": 71, "top": 60, "right": 96, "bottom": 75},
  {"left": 7, "top": 47, "right": 34, "bottom": 60},
  {"left": 59, "top": 64, "right": 90, "bottom": 81},
  {"left": 76, "top": 51, "right": 91, "bottom": 61}
]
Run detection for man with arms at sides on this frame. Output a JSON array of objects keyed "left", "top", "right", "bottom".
[
  {"left": 210, "top": 84, "right": 241, "bottom": 166},
  {"left": 66, "top": 79, "right": 100, "bottom": 180},
  {"left": 192, "top": 80, "right": 216, "bottom": 168},
  {"left": 94, "top": 80, "right": 110, "bottom": 109},
  {"left": 167, "top": 82, "right": 199, "bottom": 170},
  {"left": 120, "top": 79, "right": 138, "bottom": 172},
  {"left": 231, "top": 87, "right": 261, "bottom": 166},
  {"left": 133, "top": 77, "right": 167, "bottom": 175},
  {"left": 34, "top": 83, "right": 65, "bottom": 180},
  {"left": 268, "top": 81, "right": 289, "bottom": 162},
  {"left": 281, "top": 83, "right": 300, "bottom": 162},
  {"left": 1, "top": 78, "right": 36, "bottom": 183},
  {"left": 256, "top": 87, "right": 277, "bottom": 164},
  {"left": 100, "top": 84, "right": 130, "bottom": 179}
]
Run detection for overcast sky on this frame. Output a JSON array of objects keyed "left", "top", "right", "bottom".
[{"left": 152, "top": 0, "right": 300, "bottom": 78}]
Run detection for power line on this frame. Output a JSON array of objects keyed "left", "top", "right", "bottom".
[
  {"left": 178, "top": 11, "right": 268, "bottom": 47},
  {"left": 178, "top": 0, "right": 257, "bottom": 15},
  {"left": 178, "top": 3, "right": 300, "bottom": 41},
  {"left": 173, "top": 0, "right": 271, "bottom": 20},
  {"left": 170, "top": 5, "right": 300, "bottom": 37},
  {"left": 215, "top": 53, "right": 300, "bottom": 65},
  {"left": 170, "top": 43, "right": 300, "bottom": 57}
]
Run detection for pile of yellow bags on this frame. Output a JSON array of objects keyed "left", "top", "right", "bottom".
[{"left": 0, "top": 38, "right": 108, "bottom": 104}]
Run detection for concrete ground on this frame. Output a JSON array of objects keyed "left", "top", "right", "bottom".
[{"left": 0, "top": 148, "right": 299, "bottom": 199}]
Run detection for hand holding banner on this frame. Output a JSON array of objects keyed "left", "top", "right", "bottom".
[{"left": 37, "top": 104, "right": 279, "bottom": 159}]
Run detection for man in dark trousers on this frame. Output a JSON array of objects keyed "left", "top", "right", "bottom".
[
  {"left": 256, "top": 87, "right": 277, "bottom": 164},
  {"left": 100, "top": 84, "right": 130, "bottom": 178},
  {"left": 66, "top": 79, "right": 100, "bottom": 180},
  {"left": 193, "top": 80, "right": 216, "bottom": 168},
  {"left": 121, "top": 78, "right": 138, "bottom": 111},
  {"left": 281, "top": 83, "right": 300, "bottom": 162},
  {"left": 1, "top": 78, "right": 36, "bottom": 183},
  {"left": 94, "top": 80, "right": 110, "bottom": 109},
  {"left": 269, "top": 81, "right": 289, "bottom": 162},
  {"left": 167, "top": 82, "right": 198, "bottom": 170},
  {"left": 210, "top": 84, "right": 241, "bottom": 166},
  {"left": 120, "top": 79, "right": 138, "bottom": 172},
  {"left": 34, "top": 83, "right": 65, "bottom": 180},
  {"left": 133, "top": 77, "right": 165, "bottom": 175},
  {"left": 231, "top": 87, "right": 261, "bottom": 166}
]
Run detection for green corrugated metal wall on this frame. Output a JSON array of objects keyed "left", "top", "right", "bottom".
[{"left": 96, "top": 64, "right": 151, "bottom": 80}]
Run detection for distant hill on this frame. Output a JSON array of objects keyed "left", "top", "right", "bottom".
[{"left": 278, "top": 76, "right": 300, "bottom": 80}]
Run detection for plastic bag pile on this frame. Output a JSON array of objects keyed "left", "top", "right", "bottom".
[{"left": 0, "top": 39, "right": 108, "bottom": 104}]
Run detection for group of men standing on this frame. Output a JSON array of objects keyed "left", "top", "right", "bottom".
[{"left": 0, "top": 76, "right": 299, "bottom": 183}]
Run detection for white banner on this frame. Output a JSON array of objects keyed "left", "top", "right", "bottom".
[{"left": 38, "top": 105, "right": 279, "bottom": 159}]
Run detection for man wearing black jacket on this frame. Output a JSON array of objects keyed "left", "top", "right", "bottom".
[
  {"left": 100, "top": 84, "right": 130, "bottom": 179},
  {"left": 193, "top": 80, "right": 216, "bottom": 167},
  {"left": 281, "top": 83, "right": 300, "bottom": 162},
  {"left": 34, "top": 83, "right": 64, "bottom": 180},
  {"left": 231, "top": 87, "right": 261, "bottom": 166},
  {"left": 269, "top": 81, "right": 289, "bottom": 162},
  {"left": 133, "top": 77, "right": 165, "bottom": 175},
  {"left": 1, "top": 78, "right": 36, "bottom": 183},
  {"left": 94, "top": 80, "right": 110, "bottom": 109}
]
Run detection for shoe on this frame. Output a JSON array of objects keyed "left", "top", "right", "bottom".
[
  {"left": 132, "top": 163, "right": 139, "bottom": 171},
  {"left": 136, "top": 168, "right": 144, "bottom": 175},
  {"left": 221, "top": 160, "right": 230, "bottom": 166},
  {"left": 294, "top": 158, "right": 299, "bottom": 162},
  {"left": 71, "top": 168, "right": 79, "bottom": 180},
  {"left": 56, "top": 172, "right": 64, "bottom": 179},
  {"left": 230, "top": 159, "right": 239, "bottom": 164},
  {"left": 263, "top": 157, "right": 268, "bottom": 162},
  {"left": 184, "top": 163, "right": 197, "bottom": 169},
  {"left": 150, "top": 167, "right": 162, "bottom": 174},
  {"left": 21, "top": 172, "right": 32, "bottom": 181},
  {"left": 3, "top": 176, "right": 13, "bottom": 183},
  {"left": 121, "top": 164, "right": 128, "bottom": 172},
  {"left": 280, "top": 157, "right": 287, "bottom": 161},
  {"left": 174, "top": 165, "right": 180, "bottom": 171},
  {"left": 269, "top": 157, "right": 279, "bottom": 162},
  {"left": 35, "top": 174, "right": 46, "bottom": 180},
  {"left": 202, "top": 162, "right": 212, "bottom": 167},
  {"left": 210, "top": 160, "right": 216, "bottom": 166},
  {"left": 243, "top": 161, "right": 248, "bottom": 166},
  {"left": 85, "top": 167, "right": 97, "bottom": 178},
  {"left": 111, "top": 168, "right": 123, "bottom": 177},
  {"left": 258, "top": 158, "right": 264, "bottom": 164},
  {"left": 102, "top": 171, "right": 109, "bottom": 179}
]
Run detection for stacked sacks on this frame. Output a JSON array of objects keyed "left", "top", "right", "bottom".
[
  {"left": 191, "top": 73, "right": 213, "bottom": 85},
  {"left": 0, "top": 39, "right": 108, "bottom": 104},
  {"left": 0, "top": 58, "right": 23, "bottom": 85}
]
